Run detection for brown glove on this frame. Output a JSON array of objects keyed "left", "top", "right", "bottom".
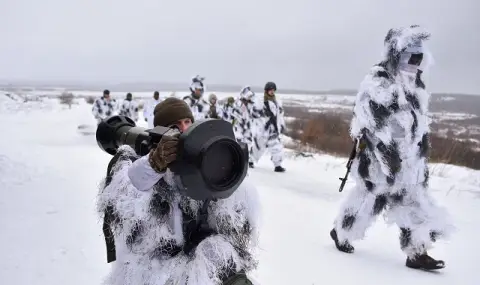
[{"left": 148, "top": 136, "right": 179, "bottom": 173}]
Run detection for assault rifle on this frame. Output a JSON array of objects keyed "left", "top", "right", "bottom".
[{"left": 338, "top": 138, "right": 358, "bottom": 192}]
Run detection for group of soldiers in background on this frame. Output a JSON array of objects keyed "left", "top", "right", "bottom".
[
  {"left": 91, "top": 90, "right": 140, "bottom": 124},
  {"left": 91, "top": 76, "right": 287, "bottom": 172}
]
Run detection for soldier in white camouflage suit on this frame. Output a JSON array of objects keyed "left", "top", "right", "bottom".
[
  {"left": 183, "top": 75, "right": 209, "bottom": 121},
  {"left": 205, "top": 93, "right": 223, "bottom": 119},
  {"left": 92, "top": 89, "right": 118, "bottom": 125},
  {"left": 143, "top": 91, "right": 162, "bottom": 129},
  {"left": 97, "top": 97, "right": 260, "bottom": 285},
  {"left": 222, "top": 97, "right": 236, "bottom": 125},
  {"left": 250, "top": 82, "right": 286, "bottom": 172},
  {"left": 330, "top": 25, "right": 453, "bottom": 271},
  {"left": 119, "top": 93, "right": 139, "bottom": 122},
  {"left": 232, "top": 86, "right": 264, "bottom": 168}
]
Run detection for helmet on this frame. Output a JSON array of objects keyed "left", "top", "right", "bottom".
[{"left": 264, "top": 82, "right": 277, "bottom": 92}]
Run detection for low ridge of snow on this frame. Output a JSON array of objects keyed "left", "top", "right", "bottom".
[
  {"left": 1, "top": 91, "right": 59, "bottom": 113},
  {"left": 430, "top": 112, "right": 477, "bottom": 122},
  {"left": 436, "top": 96, "right": 456, "bottom": 102}
]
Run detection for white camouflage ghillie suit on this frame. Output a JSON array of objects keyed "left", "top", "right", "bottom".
[
  {"left": 251, "top": 82, "right": 286, "bottom": 172},
  {"left": 183, "top": 75, "right": 209, "bottom": 121},
  {"left": 232, "top": 86, "right": 264, "bottom": 167},
  {"left": 119, "top": 93, "right": 139, "bottom": 122},
  {"left": 205, "top": 93, "right": 224, "bottom": 119},
  {"left": 96, "top": 97, "right": 260, "bottom": 285},
  {"left": 92, "top": 89, "right": 119, "bottom": 125},
  {"left": 330, "top": 25, "right": 453, "bottom": 270},
  {"left": 143, "top": 91, "right": 162, "bottom": 129}
]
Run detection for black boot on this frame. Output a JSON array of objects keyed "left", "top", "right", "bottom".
[
  {"left": 330, "top": 228, "right": 354, "bottom": 253},
  {"left": 248, "top": 162, "right": 254, "bottom": 168},
  {"left": 274, "top": 166, "right": 286, "bottom": 172},
  {"left": 406, "top": 253, "right": 445, "bottom": 270}
]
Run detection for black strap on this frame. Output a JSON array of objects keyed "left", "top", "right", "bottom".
[
  {"left": 101, "top": 152, "right": 136, "bottom": 263},
  {"left": 264, "top": 101, "right": 279, "bottom": 134},
  {"left": 181, "top": 199, "right": 216, "bottom": 255},
  {"left": 103, "top": 205, "right": 117, "bottom": 263},
  {"left": 183, "top": 96, "right": 193, "bottom": 106},
  {"left": 184, "top": 95, "right": 204, "bottom": 113},
  {"left": 102, "top": 152, "right": 122, "bottom": 263}
]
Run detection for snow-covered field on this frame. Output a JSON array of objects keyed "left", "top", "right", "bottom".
[{"left": 1, "top": 94, "right": 480, "bottom": 285}]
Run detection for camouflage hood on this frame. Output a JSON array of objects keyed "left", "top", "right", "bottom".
[{"left": 382, "top": 25, "right": 432, "bottom": 74}]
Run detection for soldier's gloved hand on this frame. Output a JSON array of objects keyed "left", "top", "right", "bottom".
[
  {"left": 144, "top": 117, "right": 148, "bottom": 122},
  {"left": 148, "top": 136, "right": 179, "bottom": 173}
]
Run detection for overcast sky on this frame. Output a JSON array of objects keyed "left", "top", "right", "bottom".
[{"left": 1, "top": 0, "right": 479, "bottom": 93}]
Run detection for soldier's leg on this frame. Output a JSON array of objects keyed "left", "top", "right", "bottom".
[
  {"left": 266, "top": 136, "right": 285, "bottom": 171},
  {"left": 332, "top": 183, "right": 388, "bottom": 253},
  {"left": 250, "top": 134, "right": 267, "bottom": 165},
  {"left": 233, "top": 124, "right": 243, "bottom": 142},
  {"left": 243, "top": 129, "right": 255, "bottom": 166},
  {"left": 385, "top": 186, "right": 453, "bottom": 270},
  {"left": 147, "top": 116, "right": 154, "bottom": 129}
]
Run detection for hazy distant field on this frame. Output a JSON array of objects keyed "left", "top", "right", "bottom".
[
  {"left": 279, "top": 93, "right": 480, "bottom": 144},
  {"left": 4, "top": 88, "right": 480, "bottom": 144}
]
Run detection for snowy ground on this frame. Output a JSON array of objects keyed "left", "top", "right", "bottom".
[{"left": 1, "top": 97, "right": 480, "bottom": 285}]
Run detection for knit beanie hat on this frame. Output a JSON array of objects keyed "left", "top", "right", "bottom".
[{"left": 153, "top": 97, "right": 194, "bottom": 127}]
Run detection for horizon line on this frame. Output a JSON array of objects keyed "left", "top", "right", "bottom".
[{"left": 0, "top": 80, "right": 478, "bottom": 97}]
